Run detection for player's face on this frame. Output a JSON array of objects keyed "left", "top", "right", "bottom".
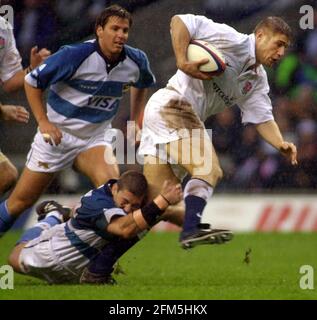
[
  {"left": 256, "top": 29, "right": 289, "bottom": 67},
  {"left": 112, "top": 186, "right": 143, "bottom": 214},
  {"left": 96, "top": 16, "right": 130, "bottom": 60}
]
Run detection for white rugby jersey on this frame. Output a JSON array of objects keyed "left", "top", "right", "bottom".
[
  {"left": 25, "top": 40, "right": 155, "bottom": 139},
  {"left": 168, "top": 14, "right": 274, "bottom": 124},
  {"left": 0, "top": 17, "right": 22, "bottom": 82}
]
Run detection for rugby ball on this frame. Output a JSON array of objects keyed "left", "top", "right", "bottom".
[{"left": 187, "top": 40, "right": 226, "bottom": 74}]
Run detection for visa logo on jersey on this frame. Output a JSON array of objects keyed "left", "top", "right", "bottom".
[{"left": 88, "top": 96, "right": 120, "bottom": 111}]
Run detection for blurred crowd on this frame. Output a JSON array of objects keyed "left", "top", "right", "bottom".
[
  {"left": 1, "top": 0, "right": 316, "bottom": 192},
  {"left": 3, "top": 0, "right": 156, "bottom": 64}
]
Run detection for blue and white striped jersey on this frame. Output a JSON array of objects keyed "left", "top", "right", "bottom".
[
  {"left": 48, "top": 180, "right": 126, "bottom": 274},
  {"left": 71, "top": 179, "right": 126, "bottom": 238},
  {"left": 25, "top": 40, "right": 155, "bottom": 138}
]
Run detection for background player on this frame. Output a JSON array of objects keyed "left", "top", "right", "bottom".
[
  {"left": 0, "top": 5, "right": 155, "bottom": 237},
  {"left": 0, "top": 16, "right": 50, "bottom": 195}
]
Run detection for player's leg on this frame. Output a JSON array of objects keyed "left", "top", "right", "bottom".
[
  {"left": 0, "top": 153, "right": 18, "bottom": 194},
  {"left": 0, "top": 168, "right": 55, "bottom": 237},
  {"left": 167, "top": 133, "right": 220, "bottom": 232},
  {"left": 1, "top": 129, "right": 78, "bottom": 237},
  {"left": 80, "top": 236, "right": 136, "bottom": 285},
  {"left": 166, "top": 133, "right": 232, "bottom": 248},
  {"left": 8, "top": 200, "right": 71, "bottom": 273},
  {"left": 8, "top": 242, "right": 25, "bottom": 273},
  {"left": 143, "top": 154, "right": 184, "bottom": 226},
  {"left": 74, "top": 145, "right": 119, "bottom": 187}
]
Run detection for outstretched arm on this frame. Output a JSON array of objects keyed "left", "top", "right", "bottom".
[
  {"left": 255, "top": 120, "right": 297, "bottom": 165},
  {"left": 128, "top": 87, "right": 148, "bottom": 144},
  {"left": 130, "top": 87, "right": 147, "bottom": 125}
]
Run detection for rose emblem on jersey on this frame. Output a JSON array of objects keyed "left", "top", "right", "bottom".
[
  {"left": 242, "top": 81, "right": 252, "bottom": 95},
  {"left": 0, "top": 37, "right": 5, "bottom": 49}
]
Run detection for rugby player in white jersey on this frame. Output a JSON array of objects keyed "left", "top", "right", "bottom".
[
  {"left": 0, "top": 5, "right": 156, "bottom": 237},
  {"left": 138, "top": 15, "right": 298, "bottom": 248},
  {"left": 0, "top": 16, "right": 50, "bottom": 195},
  {"left": 8, "top": 171, "right": 182, "bottom": 284}
]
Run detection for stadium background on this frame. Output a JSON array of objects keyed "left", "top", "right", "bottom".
[{"left": 0, "top": 0, "right": 316, "bottom": 299}]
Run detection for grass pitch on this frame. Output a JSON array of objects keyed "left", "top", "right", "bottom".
[{"left": 0, "top": 231, "right": 316, "bottom": 300}]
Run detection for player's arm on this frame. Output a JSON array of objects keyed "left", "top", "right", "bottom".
[
  {"left": 170, "top": 15, "right": 212, "bottom": 80},
  {"left": 130, "top": 87, "right": 147, "bottom": 126},
  {"left": 129, "top": 87, "right": 148, "bottom": 144},
  {"left": 2, "top": 46, "right": 51, "bottom": 93},
  {"left": 2, "top": 69, "right": 29, "bottom": 93},
  {"left": 255, "top": 120, "right": 297, "bottom": 165},
  {"left": 129, "top": 49, "right": 155, "bottom": 142},
  {"left": 106, "top": 180, "right": 183, "bottom": 238},
  {"left": 24, "top": 82, "right": 62, "bottom": 145}
]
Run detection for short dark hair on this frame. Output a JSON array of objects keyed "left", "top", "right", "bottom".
[
  {"left": 254, "top": 16, "right": 292, "bottom": 40},
  {"left": 117, "top": 170, "right": 148, "bottom": 198},
  {"left": 95, "top": 4, "right": 132, "bottom": 34}
]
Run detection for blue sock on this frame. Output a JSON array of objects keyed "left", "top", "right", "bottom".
[
  {"left": 181, "top": 195, "right": 206, "bottom": 238},
  {"left": 88, "top": 236, "right": 139, "bottom": 275},
  {"left": 17, "top": 214, "right": 61, "bottom": 244},
  {"left": 0, "top": 201, "right": 17, "bottom": 237}
]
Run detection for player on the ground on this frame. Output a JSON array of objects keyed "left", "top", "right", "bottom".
[
  {"left": 0, "top": 5, "right": 156, "bottom": 237},
  {"left": 0, "top": 16, "right": 50, "bottom": 195},
  {"left": 8, "top": 171, "right": 182, "bottom": 284}
]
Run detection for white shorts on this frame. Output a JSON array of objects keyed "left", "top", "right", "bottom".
[
  {"left": 139, "top": 87, "right": 207, "bottom": 179},
  {"left": 26, "top": 127, "right": 115, "bottom": 173},
  {"left": 19, "top": 223, "right": 106, "bottom": 284},
  {"left": 139, "top": 87, "right": 205, "bottom": 159},
  {"left": 19, "top": 225, "right": 81, "bottom": 283}
]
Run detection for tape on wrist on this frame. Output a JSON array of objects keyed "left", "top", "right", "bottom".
[{"left": 141, "top": 200, "right": 164, "bottom": 228}]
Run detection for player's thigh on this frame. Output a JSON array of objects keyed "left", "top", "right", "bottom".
[
  {"left": 74, "top": 145, "right": 119, "bottom": 187},
  {"left": 7, "top": 168, "right": 55, "bottom": 215},
  {"left": 0, "top": 154, "right": 18, "bottom": 192},
  {"left": 143, "top": 155, "right": 180, "bottom": 201},
  {"left": 166, "top": 135, "right": 222, "bottom": 184},
  {"left": 144, "top": 155, "right": 184, "bottom": 225}
]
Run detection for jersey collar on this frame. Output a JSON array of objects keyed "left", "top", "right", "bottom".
[
  {"left": 244, "top": 33, "right": 258, "bottom": 73},
  {"left": 95, "top": 40, "right": 126, "bottom": 73},
  {"left": 104, "top": 179, "right": 118, "bottom": 197}
]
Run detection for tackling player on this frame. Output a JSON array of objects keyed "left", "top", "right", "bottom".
[{"left": 8, "top": 171, "right": 182, "bottom": 284}]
